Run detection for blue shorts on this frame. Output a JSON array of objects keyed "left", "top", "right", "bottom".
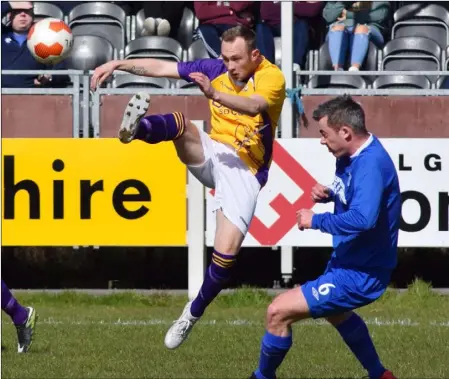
[{"left": 302, "top": 261, "right": 391, "bottom": 319}]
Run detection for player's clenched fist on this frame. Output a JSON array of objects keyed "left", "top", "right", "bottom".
[
  {"left": 296, "top": 209, "right": 315, "bottom": 230},
  {"left": 311, "top": 183, "right": 331, "bottom": 203}
]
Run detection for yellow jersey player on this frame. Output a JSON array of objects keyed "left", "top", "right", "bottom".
[{"left": 91, "top": 25, "right": 286, "bottom": 350}]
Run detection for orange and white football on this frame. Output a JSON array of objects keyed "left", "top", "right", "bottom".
[{"left": 27, "top": 18, "right": 73, "bottom": 65}]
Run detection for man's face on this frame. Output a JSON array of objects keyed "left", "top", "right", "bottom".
[
  {"left": 11, "top": 9, "right": 33, "bottom": 33},
  {"left": 318, "top": 116, "right": 351, "bottom": 158},
  {"left": 221, "top": 37, "right": 259, "bottom": 82}
]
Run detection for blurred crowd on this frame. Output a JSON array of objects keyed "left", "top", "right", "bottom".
[{"left": 2, "top": 1, "right": 449, "bottom": 88}]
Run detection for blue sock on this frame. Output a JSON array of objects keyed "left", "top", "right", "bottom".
[
  {"left": 335, "top": 313, "right": 386, "bottom": 379},
  {"left": 254, "top": 330, "right": 292, "bottom": 379}
]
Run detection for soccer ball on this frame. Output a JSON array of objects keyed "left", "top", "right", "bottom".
[{"left": 27, "top": 18, "right": 73, "bottom": 65}]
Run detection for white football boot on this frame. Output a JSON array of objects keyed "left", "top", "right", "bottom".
[
  {"left": 164, "top": 301, "right": 200, "bottom": 350},
  {"left": 118, "top": 92, "right": 151, "bottom": 143}
]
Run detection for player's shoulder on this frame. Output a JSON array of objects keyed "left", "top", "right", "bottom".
[
  {"left": 256, "top": 59, "right": 285, "bottom": 81},
  {"left": 357, "top": 136, "right": 396, "bottom": 175}
]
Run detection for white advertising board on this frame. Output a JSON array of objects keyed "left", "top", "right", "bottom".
[{"left": 206, "top": 139, "right": 449, "bottom": 248}]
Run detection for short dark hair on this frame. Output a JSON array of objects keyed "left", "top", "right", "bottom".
[
  {"left": 312, "top": 95, "right": 367, "bottom": 135},
  {"left": 221, "top": 25, "right": 256, "bottom": 51}
]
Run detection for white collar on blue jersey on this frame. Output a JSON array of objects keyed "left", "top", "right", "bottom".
[{"left": 350, "top": 133, "right": 374, "bottom": 159}]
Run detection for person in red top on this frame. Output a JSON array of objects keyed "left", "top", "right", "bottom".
[
  {"left": 194, "top": 1, "right": 256, "bottom": 58},
  {"left": 256, "top": 1, "right": 323, "bottom": 69}
]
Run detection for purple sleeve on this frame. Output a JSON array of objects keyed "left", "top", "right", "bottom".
[{"left": 177, "top": 59, "right": 227, "bottom": 82}]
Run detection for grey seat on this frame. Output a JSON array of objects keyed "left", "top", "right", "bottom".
[
  {"left": 382, "top": 37, "right": 442, "bottom": 82},
  {"left": 135, "top": 9, "right": 146, "bottom": 38},
  {"left": 187, "top": 39, "right": 209, "bottom": 61},
  {"left": 125, "top": 36, "right": 183, "bottom": 61},
  {"left": 114, "top": 74, "right": 171, "bottom": 88},
  {"left": 446, "top": 45, "right": 449, "bottom": 69},
  {"left": 174, "top": 79, "right": 198, "bottom": 89},
  {"left": 308, "top": 75, "right": 368, "bottom": 89},
  {"left": 274, "top": 37, "right": 282, "bottom": 67},
  {"left": 373, "top": 75, "right": 431, "bottom": 89},
  {"left": 65, "top": 35, "right": 115, "bottom": 71},
  {"left": 68, "top": 2, "right": 126, "bottom": 57},
  {"left": 177, "top": 7, "right": 195, "bottom": 50},
  {"left": 33, "top": 2, "right": 64, "bottom": 21},
  {"left": 392, "top": 3, "right": 449, "bottom": 49}
]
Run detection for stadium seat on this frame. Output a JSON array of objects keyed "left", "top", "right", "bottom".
[
  {"left": 33, "top": 2, "right": 64, "bottom": 22},
  {"left": 177, "top": 7, "right": 196, "bottom": 50},
  {"left": 317, "top": 40, "right": 378, "bottom": 72},
  {"left": 392, "top": 3, "right": 449, "bottom": 49},
  {"left": 187, "top": 39, "right": 209, "bottom": 61},
  {"left": 308, "top": 75, "right": 368, "bottom": 89},
  {"left": 125, "top": 37, "right": 183, "bottom": 61},
  {"left": 446, "top": 45, "right": 449, "bottom": 69},
  {"left": 68, "top": 3, "right": 126, "bottom": 58},
  {"left": 174, "top": 79, "right": 198, "bottom": 89},
  {"left": 274, "top": 37, "right": 282, "bottom": 67},
  {"left": 381, "top": 37, "right": 442, "bottom": 77},
  {"left": 65, "top": 35, "right": 115, "bottom": 71},
  {"left": 114, "top": 74, "right": 171, "bottom": 88},
  {"left": 372, "top": 75, "right": 431, "bottom": 89}
]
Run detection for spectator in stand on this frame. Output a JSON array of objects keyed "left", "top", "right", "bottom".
[
  {"left": 323, "top": 1, "right": 391, "bottom": 71},
  {"left": 140, "top": 2, "right": 186, "bottom": 38},
  {"left": 256, "top": 1, "right": 323, "bottom": 70},
  {"left": 194, "top": 1, "right": 256, "bottom": 58},
  {"left": 1, "top": 1, "right": 70, "bottom": 88}
]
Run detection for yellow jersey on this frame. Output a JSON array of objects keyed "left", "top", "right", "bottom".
[{"left": 178, "top": 57, "right": 286, "bottom": 186}]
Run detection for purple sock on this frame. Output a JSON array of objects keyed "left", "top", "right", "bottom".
[
  {"left": 190, "top": 251, "right": 237, "bottom": 318},
  {"left": 134, "top": 112, "right": 186, "bottom": 144},
  {"left": 1, "top": 280, "right": 28, "bottom": 325}
]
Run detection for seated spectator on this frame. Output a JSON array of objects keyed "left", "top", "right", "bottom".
[
  {"left": 1, "top": 1, "right": 70, "bottom": 88},
  {"left": 194, "top": 1, "right": 256, "bottom": 58},
  {"left": 256, "top": 1, "right": 323, "bottom": 70},
  {"left": 141, "top": 2, "right": 185, "bottom": 38},
  {"left": 323, "top": 1, "right": 391, "bottom": 71}
]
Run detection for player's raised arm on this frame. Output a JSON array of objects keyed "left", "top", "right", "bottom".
[{"left": 90, "top": 58, "right": 180, "bottom": 90}]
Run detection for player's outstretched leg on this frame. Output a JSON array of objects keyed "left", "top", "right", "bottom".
[
  {"left": 118, "top": 92, "right": 185, "bottom": 144},
  {"left": 164, "top": 211, "right": 243, "bottom": 350},
  {"left": 1, "top": 279, "right": 37, "bottom": 353},
  {"left": 328, "top": 312, "right": 397, "bottom": 379}
]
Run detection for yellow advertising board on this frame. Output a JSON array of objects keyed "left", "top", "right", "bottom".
[{"left": 1, "top": 138, "right": 187, "bottom": 246}]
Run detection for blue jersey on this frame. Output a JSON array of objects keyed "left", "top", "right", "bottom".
[{"left": 311, "top": 134, "right": 401, "bottom": 272}]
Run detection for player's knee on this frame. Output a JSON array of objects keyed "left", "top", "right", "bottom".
[{"left": 266, "top": 301, "right": 289, "bottom": 328}]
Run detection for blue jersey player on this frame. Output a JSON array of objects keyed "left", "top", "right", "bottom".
[{"left": 250, "top": 96, "right": 401, "bottom": 379}]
